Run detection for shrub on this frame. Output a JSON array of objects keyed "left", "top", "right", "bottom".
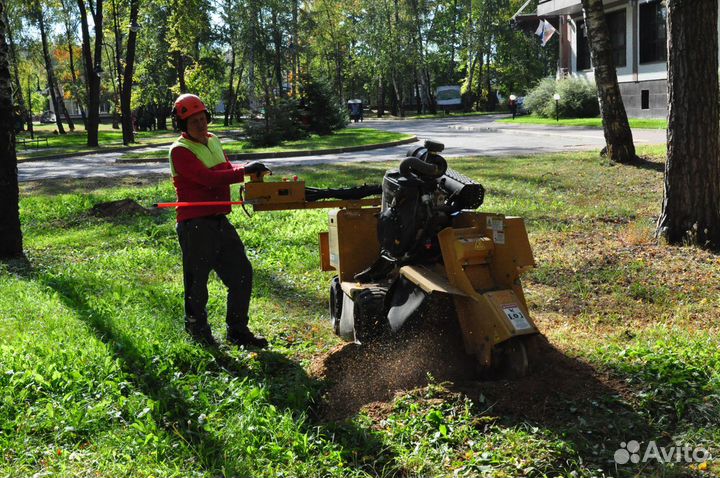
[
  {"left": 244, "top": 97, "right": 308, "bottom": 147},
  {"left": 299, "top": 76, "right": 348, "bottom": 135},
  {"left": 523, "top": 77, "right": 557, "bottom": 117},
  {"left": 524, "top": 77, "right": 599, "bottom": 118}
]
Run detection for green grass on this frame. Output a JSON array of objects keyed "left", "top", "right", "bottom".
[
  {"left": 3, "top": 143, "right": 719, "bottom": 477},
  {"left": 118, "top": 128, "right": 413, "bottom": 160},
  {"left": 15, "top": 122, "right": 242, "bottom": 160},
  {"left": 497, "top": 116, "right": 668, "bottom": 129}
]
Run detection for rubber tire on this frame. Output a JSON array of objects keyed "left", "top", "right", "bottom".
[
  {"left": 353, "top": 287, "right": 389, "bottom": 343},
  {"left": 329, "top": 276, "right": 343, "bottom": 335}
]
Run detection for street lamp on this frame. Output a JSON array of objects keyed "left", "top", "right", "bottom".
[
  {"left": 553, "top": 93, "right": 561, "bottom": 122},
  {"left": 509, "top": 94, "right": 517, "bottom": 120}
]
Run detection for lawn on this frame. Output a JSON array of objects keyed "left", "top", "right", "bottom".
[
  {"left": 118, "top": 128, "right": 414, "bottom": 160},
  {"left": 15, "top": 122, "right": 243, "bottom": 160},
  {"left": 497, "top": 116, "right": 668, "bottom": 129},
  {"left": 3, "top": 145, "right": 718, "bottom": 477}
]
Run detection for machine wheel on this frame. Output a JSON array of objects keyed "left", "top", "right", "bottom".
[
  {"left": 489, "top": 336, "right": 530, "bottom": 379},
  {"left": 329, "top": 276, "right": 343, "bottom": 335},
  {"left": 353, "top": 287, "right": 389, "bottom": 343}
]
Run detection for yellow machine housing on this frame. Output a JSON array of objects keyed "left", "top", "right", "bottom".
[
  {"left": 318, "top": 206, "right": 538, "bottom": 369},
  {"left": 244, "top": 158, "right": 540, "bottom": 375}
]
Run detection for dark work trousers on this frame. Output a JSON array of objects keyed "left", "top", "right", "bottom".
[{"left": 176, "top": 215, "right": 253, "bottom": 335}]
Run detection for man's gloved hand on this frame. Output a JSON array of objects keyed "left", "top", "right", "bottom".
[{"left": 244, "top": 162, "right": 271, "bottom": 175}]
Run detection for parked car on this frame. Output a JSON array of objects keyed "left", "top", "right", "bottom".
[
  {"left": 515, "top": 96, "right": 529, "bottom": 116},
  {"left": 40, "top": 110, "right": 56, "bottom": 124}
]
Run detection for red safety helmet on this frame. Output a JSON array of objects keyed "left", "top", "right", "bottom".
[{"left": 174, "top": 94, "right": 207, "bottom": 120}]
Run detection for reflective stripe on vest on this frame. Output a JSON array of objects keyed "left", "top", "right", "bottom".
[{"left": 168, "top": 134, "right": 225, "bottom": 177}]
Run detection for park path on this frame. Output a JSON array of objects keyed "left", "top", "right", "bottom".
[{"left": 18, "top": 115, "right": 666, "bottom": 182}]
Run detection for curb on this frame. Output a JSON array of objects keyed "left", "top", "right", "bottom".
[
  {"left": 17, "top": 141, "right": 175, "bottom": 163},
  {"left": 362, "top": 113, "right": 507, "bottom": 121},
  {"left": 116, "top": 135, "right": 419, "bottom": 163}
]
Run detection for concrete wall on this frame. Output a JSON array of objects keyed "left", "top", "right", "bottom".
[{"left": 619, "top": 79, "right": 667, "bottom": 118}]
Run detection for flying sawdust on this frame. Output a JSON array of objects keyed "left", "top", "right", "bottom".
[{"left": 310, "top": 298, "right": 630, "bottom": 424}]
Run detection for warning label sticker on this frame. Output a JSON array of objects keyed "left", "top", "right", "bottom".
[
  {"left": 493, "top": 229, "right": 505, "bottom": 245},
  {"left": 502, "top": 305, "right": 532, "bottom": 332}
]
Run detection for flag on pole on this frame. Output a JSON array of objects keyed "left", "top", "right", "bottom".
[{"left": 535, "top": 19, "right": 557, "bottom": 47}]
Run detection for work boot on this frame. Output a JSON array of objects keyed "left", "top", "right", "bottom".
[
  {"left": 185, "top": 322, "right": 216, "bottom": 347},
  {"left": 227, "top": 329, "right": 268, "bottom": 349}
]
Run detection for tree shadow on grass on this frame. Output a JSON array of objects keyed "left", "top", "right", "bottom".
[
  {"left": 19, "top": 175, "right": 168, "bottom": 197},
  {"left": 629, "top": 156, "right": 665, "bottom": 173},
  {"left": 252, "top": 266, "right": 326, "bottom": 314},
  {"left": 41, "top": 273, "right": 397, "bottom": 476},
  {"left": 311, "top": 293, "right": 663, "bottom": 477},
  {"left": 456, "top": 338, "right": 661, "bottom": 477}
]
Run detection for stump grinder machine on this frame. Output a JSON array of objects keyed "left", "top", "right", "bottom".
[{"left": 242, "top": 140, "right": 540, "bottom": 377}]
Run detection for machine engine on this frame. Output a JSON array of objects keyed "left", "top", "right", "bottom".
[{"left": 375, "top": 141, "right": 485, "bottom": 265}]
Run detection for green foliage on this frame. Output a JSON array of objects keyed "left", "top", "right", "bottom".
[
  {"left": 524, "top": 77, "right": 599, "bottom": 119},
  {"left": 244, "top": 97, "right": 308, "bottom": 147},
  {"left": 523, "top": 77, "right": 556, "bottom": 117},
  {"left": 185, "top": 52, "right": 226, "bottom": 113},
  {"left": 592, "top": 333, "right": 720, "bottom": 428},
  {"left": 299, "top": 76, "right": 348, "bottom": 135}
]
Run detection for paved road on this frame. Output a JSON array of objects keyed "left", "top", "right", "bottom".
[{"left": 18, "top": 115, "right": 666, "bottom": 182}]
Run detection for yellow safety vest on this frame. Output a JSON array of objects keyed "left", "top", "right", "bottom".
[{"left": 168, "top": 134, "right": 225, "bottom": 177}]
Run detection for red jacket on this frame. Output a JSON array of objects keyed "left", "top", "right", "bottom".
[{"left": 171, "top": 133, "right": 245, "bottom": 222}]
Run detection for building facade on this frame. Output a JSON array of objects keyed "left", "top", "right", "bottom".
[{"left": 538, "top": 0, "right": 669, "bottom": 118}]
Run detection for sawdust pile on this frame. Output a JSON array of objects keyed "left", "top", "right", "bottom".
[
  {"left": 311, "top": 299, "right": 629, "bottom": 423},
  {"left": 310, "top": 299, "right": 478, "bottom": 421}
]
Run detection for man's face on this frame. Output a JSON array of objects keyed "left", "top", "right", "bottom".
[{"left": 186, "top": 111, "right": 208, "bottom": 140}]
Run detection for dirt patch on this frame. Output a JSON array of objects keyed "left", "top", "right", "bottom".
[
  {"left": 455, "top": 336, "right": 631, "bottom": 425},
  {"left": 311, "top": 308, "right": 631, "bottom": 425},
  {"left": 310, "top": 299, "right": 478, "bottom": 422},
  {"left": 90, "top": 199, "right": 162, "bottom": 217}
]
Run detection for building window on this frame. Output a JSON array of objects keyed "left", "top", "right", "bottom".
[
  {"left": 641, "top": 90, "right": 650, "bottom": 110},
  {"left": 640, "top": 0, "right": 667, "bottom": 64},
  {"left": 576, "top": 11, "right": 626, "bottom": 71},
  {"left": 577, "top": 20, "right": 591, "bottom": 70},
  {"left": 607, "top": 10, "right": 627, "bottom": 67}
]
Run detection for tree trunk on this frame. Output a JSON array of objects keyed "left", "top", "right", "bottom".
[
  {"left": 271, "top": 9, "right": 283, "bottom": 94},
  {"left": 448, "top": 0, "right": 457, "bottom": 80},
  {"left": 484, "top": 49, "right": 496, "bottom": 111},
  {"left": 414, "top": 74, "right": 421, "bottom": 114},
  {"left": 61, "top": 0, "right": 87, "bottom": 129},
  {"left": 120, "top": 0, "right": 139, "bottom": 145},
  {"left": 229, "top": 65, "right": 243, "bottom": 123},
  {"left": 3, "top": 8, "right": 28, "bottom": 133},
  {"left": 247, "top": 46, "right": 257, "bottom": 113},
  {"left": 225, "top": 47, "right": 235, "bottom": 126},
  {"left": 175, "top": 51, "right": 187, "bottom": 93},
  {"left": 66, "top": 32, "right": 87, "bottom": 129},
  {"left": 377, "top": 76, "right": 384, "bottom": 118},
  {"left": 0, "top": 2, "right": 23, "bottom": 259},
  {"left": 291, "top": 0, "right": 298, "bottom": 96},
  {"left": 76, "top": 0, "right": 102, "bottom": 147},
  {"left": 581, "top": 0, "right": 636, "bottom": 163},
  {"left": 657, "top": 0, "right": 720, "bottom": 250},
  {"left": 54, "top": 83, "right": 76, "bottom": 131},
  {"left": 37, "top": 7, "right": 67, "bottom": 134}
]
